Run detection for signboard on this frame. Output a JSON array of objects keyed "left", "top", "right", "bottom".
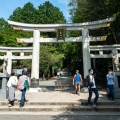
[
  {"left": 12, "top": 69, "right": 23, "bottom": 75},
  {"left": 56, "top": 29, "right": 66, "bottom": 41}
]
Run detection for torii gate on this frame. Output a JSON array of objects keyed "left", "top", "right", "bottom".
[
  {"left": 0, "top": 46, "right": 33, "bottom": 74},
  {"left": 0, "top": 36, "right": 106, "bottom": 75},
  {"left": 8, "top": 17, "right": 115, "bottom": 79}
]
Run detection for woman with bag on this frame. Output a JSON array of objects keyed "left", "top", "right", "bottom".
[
  {"left": 7, "top": 72, "right": 18, "bottom": 107},
  {"left": 18, "top": 70, "right": 30, "bottom": 107}
]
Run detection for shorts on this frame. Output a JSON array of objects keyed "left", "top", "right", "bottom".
[{"left": 75, "top": 82, "right": 80, "bottom": 86}]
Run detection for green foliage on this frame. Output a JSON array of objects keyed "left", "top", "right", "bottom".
[
  {"left": 59, "top": 42, "right": 82, "bottom": 73},
  {"left": 40, "top": 44, "right": 64, "bottom": 76},
  {"left": 38, "top": 1, "right": 66, "bottom": 24},
  {"left": 9, "top": 2, "right": 38, "bottom": 23},
  {"left": 0, "top": 18, "right": 10, "bottom": 31}
]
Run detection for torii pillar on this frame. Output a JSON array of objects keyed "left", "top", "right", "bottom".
[
  {"left": 82, "top": 27, "right": 91, "bottom": 78},
  {"left": 31, "top": 30, "right": 40, "bottom": 79},
  {"left": 6, "top": 51, "right": 12, "bottom": 75}
]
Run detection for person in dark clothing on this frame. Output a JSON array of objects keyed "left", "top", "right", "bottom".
[{"left": 86, "top": 68, "right": 99, "bottom": 108}]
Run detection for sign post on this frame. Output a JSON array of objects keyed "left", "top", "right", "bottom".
[{"left": 56, "top": 29, "right": 66, "bottom": 41}]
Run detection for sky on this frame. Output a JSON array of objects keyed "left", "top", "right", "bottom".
[{"left": 0, "top": 0, "right": 70, "bottom": 22}]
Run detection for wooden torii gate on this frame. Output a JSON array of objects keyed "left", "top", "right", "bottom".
[{"left": 8, "top": 17, "right": 115, "bottom": 80}]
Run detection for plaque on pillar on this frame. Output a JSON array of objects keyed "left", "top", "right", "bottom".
[{"left": 56, "top": 29, "right": 66, "bottom": 41}]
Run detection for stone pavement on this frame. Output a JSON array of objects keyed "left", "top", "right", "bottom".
[
  {"left": 0, "top": 114, "right": 120, "bottom": 120},
  {"left": 14, "top": 89, "right": 108, "bottom": 103},
  {"left": 14, "top": 75, "right": 108, "bottom": 103}
]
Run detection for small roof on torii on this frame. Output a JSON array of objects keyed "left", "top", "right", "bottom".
[{"left": 8, "top": 17, "right": 115, "bottom": 32}]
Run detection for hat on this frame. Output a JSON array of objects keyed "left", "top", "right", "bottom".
[
  {"left": 23, "top": 70, "right": 28, "bottom": 75},
  {"left": 76, "top": 70, "right": 79, "bottom": 72}
]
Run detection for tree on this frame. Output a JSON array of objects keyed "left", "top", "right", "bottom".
[
  {"left": 40, "top": 44, "right": 64, "bottom": 78},
  {"left": 9, "top": 2, "right": 38, "bottom": 23},
  {"left": 0, "top": 18, "right": 10, "bottom": 31},
  {"left": 38, "top": 1, "right": 66, "bottom": 24},
  {"left": 37, "top": 1, "right": 66, "bottom": 38}
]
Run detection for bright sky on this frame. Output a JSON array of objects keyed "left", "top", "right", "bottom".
[{"left": 0, "top": 0, "right": 70, "bottom": 22}]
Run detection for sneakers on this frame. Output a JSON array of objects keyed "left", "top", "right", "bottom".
[
  {"left": 93, "top": 104, "right": 97, "bottom": 108},
  {"left": 19, "top": 106, "right": 23, "bottom": 108},
  {"left": 88, "top": 104, "right": 97, "bottom": 108},
  {"left": 106, "top": 97, "right": 110, "bottom": 101},
  {"left": 88, "top": 104, "right": 92, "bottom": 107},
  {"left": 77, "top": 92, "right": 80, "bottom": 96},
  {"left": 112, "top": 99, "right": 117, "bottom": 102},
  {"left": 24, "top": 99, "right": 28, "bottom": 102},
  {"left": 8, "top": 104, "right": 12, "bottom": 107}
]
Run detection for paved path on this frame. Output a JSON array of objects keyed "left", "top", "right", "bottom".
[
  {"left": 0, "top": 114, "right": 120, "bottom": 120},
  {"left": 14, "top": 89, "right": 107, "bottom": 103},
  {"left": 14, "top": 75, "right": 110, "bottom": 103}
]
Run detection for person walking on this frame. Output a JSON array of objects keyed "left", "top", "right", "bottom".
[
  {"left": 106, "top": 69, "right": 115, "bottom": 101},
  {"left": 86, "top": 68, "right": 99, "bottom": 108},
  {"left": 7, "top": 72, "right": 18, "bottom": 107},
  {"left": 18, "top": 70, "right": 30, "bottom": 107},
  {"left": 73, "top": 70, "right": 83, "bottom": 95}
]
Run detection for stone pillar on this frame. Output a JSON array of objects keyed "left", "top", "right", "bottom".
[
  {"left": 20, "top": 52, "right": 24, "bottom": 56},
  {"left": 114, "top": 72, "right": 120, "bottom": 98},
  {"left": 0, "top": 73, "right": 10, "bottom": 99},
  {"left": 112, "top": 49, "right": 119, "bottom": 71},
  {"left": 6, "top": 51, "right": 12, "bottom": 75},
  {"left": 31, "top": 30, "right": 40, "bottom": 88},
  {"left": 52, "top": 67, "right": 54, "bottom": 76},
  {"left": 82, "top": 28, "right": 91, "bottom": 79},
  {"left": 3, "top": 59, "right": 7, "bottom": 73}
]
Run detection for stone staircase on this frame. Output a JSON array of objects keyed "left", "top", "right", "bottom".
[{"left": 0, "top": 101, "right": 120, "bottom": 113}]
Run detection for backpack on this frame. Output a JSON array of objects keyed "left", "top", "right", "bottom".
[{"left": 24, "top": 77, "right": 29, "bottom": 89}]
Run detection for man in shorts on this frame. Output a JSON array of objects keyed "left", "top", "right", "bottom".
[{"left": 73, "top": 70, "right": 83, "bottom": 95}]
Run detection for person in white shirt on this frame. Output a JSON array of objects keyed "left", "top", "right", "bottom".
[
  {"left": 86, "top": 68, "right": 99, "bottom": 108},
  {"left": 7, "top": 72, "right": 18, "bottom": 107}
]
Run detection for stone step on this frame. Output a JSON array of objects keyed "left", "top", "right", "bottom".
[
  {"left": 0, "top": 101, "right": 120, "bottom": 106},
  {"left": 0, "top": 111, "right": 120, "bottom": 115},
  {"left": 0, "top": 105, "right": 120, "bottom": 112}
]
